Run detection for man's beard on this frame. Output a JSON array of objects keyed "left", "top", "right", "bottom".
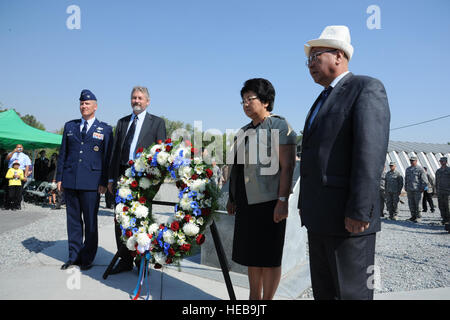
[{"left": 132, "top": 105, "right": 143, "bottom": 113}]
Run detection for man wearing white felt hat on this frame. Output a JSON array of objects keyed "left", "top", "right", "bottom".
[{"left": 298, "top": 25, "right": 391, "bottom": 300}]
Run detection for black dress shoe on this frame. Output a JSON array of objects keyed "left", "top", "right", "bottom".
[
  {"left": 61, "top": 260, "right": 77, "bottom": 270},
  {"left": 110, "top": 260, "right": 133, "bottom": 275},
  {"left": 80, "top": 264, "right": 93, "bottom": 270}
]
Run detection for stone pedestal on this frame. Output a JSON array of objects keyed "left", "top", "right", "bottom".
[{"left": 201, "top": 179, "right": 310, "bottom": 299}]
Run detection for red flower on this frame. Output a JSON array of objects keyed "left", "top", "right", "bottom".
[
  {"left": 125, "top": 230, "right": 133, "bottom": 238},
  {"left": 159, "top": 224, "right": 166, "bottom": 229},
  {"left": 196, "top": 234, "right": 205, "bottom": 245},
  {"left": 171, "top": 221, "right": 180, "bottom": 232},
  {"left": 168, "top": 248, "right": 176, "bottom": 256},
  {"left": 191, "top": 174, "right": 199, "bottom": 180},
  {"left": 191, "top": 147, "right": 198, "bottom": 155},
  {"left": 201, "top": 208, "right": 211, "bottom": 216},
  {"left": 147, "top": 156, "right": 152, "bottom": 163},
  {"left": 147, "top": 234, "right": 153, "bottom": 239},
  {"left": 123, "top": 206, "right": 129, "bottom": 212},
  {"left": 131, "top": 180, "right": 138, "bottom": 188},
  {"left": 165, "top": 145, "right": 172, "bottom": 152},
  {"left": 128, "top": 160, "right": 134, "bottom": 166},
  {"left": 138, "top": 196, "right": 146, "bottom": 204},
  {"left": 185, "top": 140, "right": 192, "bottom": 147},
  {"left": 205, "top": 168, "right": 213, "bottom": 178},
  {"left": 165, "top": 138, "right": 172, "bottom": 144},
  {"left": 157, "top": 140, "right": 163, "bottom": 144},
  {"left": 136, "top": 147, "right": 144, "bottom": 154},
  {"left": 156, "top": 148, "right": 161, "bottom": 153},
  {"left": 181, "top": 243, "right": 191, "bottom": 252},
  {"left": 166, "top": 257, "right": 173, "bottom": 264},
  {"left": 184, "top": 214, "right": 191, "bottom": 222}
]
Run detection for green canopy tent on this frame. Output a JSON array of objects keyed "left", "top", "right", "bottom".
[{"left": 0, "top": 109, "right": 62, "bottom": 150}]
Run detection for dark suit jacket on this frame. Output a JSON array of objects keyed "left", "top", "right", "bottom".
[
  {"left": 56, "top": 119, "right": 113, "bottom": 190},
  {"left": 108, "top": 111, "right": 166, "bottom": 182},
  {"left": 298, "top": 72, "right": 390, "bottom": 236}
]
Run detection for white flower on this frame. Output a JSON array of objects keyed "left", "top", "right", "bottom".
[
  {"left": 163, "top": 229, "right": 175, "bottom": 244},
  {"left": 196, "top": 217, "right": 204, "bottom": 226},
  {"left": 134, "top": 157, "right": 147, "bottom": 172},
  {"left": 174, "top": 210, "right": 185, "bottom": 221},
  {"left": 150, "top": 144, "right": 163, "bottom": 155},
  {"left": 139, "top": 177, "right": 151, "bottom": 189},
  {"left": 134, "top": 204, "right": 149, "bottom": 219},
  {"left": 148, "top": 223, "right": 159, "bottom": 235},
  {"left": 194, "top": 165, "right": 204, "bottom": 175},
  {"left": 193, "top": 157, "right": 203, "bottom": 165},
  {"left": 118, "top": 187, "right": 132, "bottom": 199},
  {"left": 126, "top": 236, "right": 137, "bottom": 251},
  {"left": 136, "top": 232, "right": 151, "bottom": 247},
  {"left": 179, "top": 166, "right": 192, "bottom": 179},
  {"left": 115, "top": 203, "right": 125, "bottom": 215},
  {"left": 124, "top": 168, "right": 133, "bottom": 178},
  {"left": 180, "top": 195, "right": 192, "bottom": 211},
  {"left": 183, "top": 222, "right": 200, "bottom": 236},
  {"left": 153, "top": 252, "right": 166, "bottom": 265},
  {"left": 157, "top": 151, "right": 170, "bottom": 166},
  {"left": 177, "top": 233, "right": 186, "bottom": 245},
  {"left": 190, "top": 179, "right": 206, "bottom": 193},
  {"left": 119, "top": 215, "right": 130, "bottom": 229}
]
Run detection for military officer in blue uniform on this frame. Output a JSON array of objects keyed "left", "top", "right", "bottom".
[{"left": 56, "top": 89, "right": 113, "bottom": 270}]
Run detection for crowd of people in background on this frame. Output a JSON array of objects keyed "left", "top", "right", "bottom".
[
  {"left": 380, "top": 155, "right": 450, "bottom": 225},
  {"left": 0, "top": 144, "right": 64, "bottom": 210}
]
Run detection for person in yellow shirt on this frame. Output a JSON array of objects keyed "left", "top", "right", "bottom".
[{"left": 5, "top": 160, "right": 25, "bottom": 210}]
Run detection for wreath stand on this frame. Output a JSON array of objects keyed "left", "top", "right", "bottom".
[{"left": 102, "top": 200, "right": 236, "bottom": 300}]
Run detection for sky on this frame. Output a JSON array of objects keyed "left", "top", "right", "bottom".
[{"left": 0, "top": 0, "right": 449, "bottom": 143}]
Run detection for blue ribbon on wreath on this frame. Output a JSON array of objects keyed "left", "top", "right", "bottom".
[{"left": 131, "top": 251, "right": 152, "bottom": 300}]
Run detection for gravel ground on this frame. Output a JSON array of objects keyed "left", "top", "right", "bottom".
[
  {"left": 0, "top": 194, "right": 449, "bottom": 297},
  {"left": 299, "top": 194, "right": 450, "bottom": 298}
]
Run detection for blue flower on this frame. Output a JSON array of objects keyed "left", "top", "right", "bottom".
[
  {"left": 151, "top": 152, "right": 159, "bottom": 167},
  {"left": 188, "top": 191, "right": 197, "bottom": 198},
  {"left": 193, "top": 208, "right": 201, "bottom": 216},
  {"left": 163, "top": 243, "right": 171, "bottom": 255},
  {"left": 132, "top": 227, "right": 139, "bottom": 235},
  {"left": 190, "top": 201, "right": 199, "bottom": 209}
]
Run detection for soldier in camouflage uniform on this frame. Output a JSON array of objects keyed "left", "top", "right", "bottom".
[
  {"left": 435, "top": 157, "right": 450, "bottom": 224},
  {"left": 405, "top": 155, "right": 428, "bottom": 222},
  {"left": 384, "top": 162, "right": 404, "bottom": 220}
]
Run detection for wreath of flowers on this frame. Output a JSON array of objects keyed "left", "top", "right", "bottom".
[{"left": 114, "top": 138, "right": 219, "bottom": 271}]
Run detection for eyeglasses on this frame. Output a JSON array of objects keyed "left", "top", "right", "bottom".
[
  {"left": 240, "top": 96, "right": 259, "bottom": 106},
  {"left": 305, "top": 49, "right": 338, "bottom": 67}
]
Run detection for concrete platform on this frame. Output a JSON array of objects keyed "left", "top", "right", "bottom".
[{"left": 0, "top": 218, "right": 448, "bottom": 300}]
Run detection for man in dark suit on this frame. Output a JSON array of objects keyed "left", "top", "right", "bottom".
[
  {"left": 34, "top": 150, "right": 49, "bottom": 182},
  {"left": 56, "top": 89, "right": 113, "bottom": 270},
  {"left": 107, "top": 86, "right": 166, "bottom": 274},
  {"left": 298, "top": 26, "right": 390, "bottom": 300}
]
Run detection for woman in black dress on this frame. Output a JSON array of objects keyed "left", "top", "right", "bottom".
[{"left": 227, "top": 78, "right": 297, "bottom": 299}]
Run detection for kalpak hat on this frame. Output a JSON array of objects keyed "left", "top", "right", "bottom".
[{"left": 304, "top": 25, "right": 354, "bottom": 61}]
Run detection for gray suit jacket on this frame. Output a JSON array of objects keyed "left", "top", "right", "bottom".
[
  {"left": 108, "top": 112, "right": 166, "bottom": 182},
  {"left": 298, "top": 72, "right": 390, "bottom": 236}
]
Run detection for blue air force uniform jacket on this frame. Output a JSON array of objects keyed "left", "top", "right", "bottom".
[{"left": 56, "top": 119, "right": 113, "bottom": 190}]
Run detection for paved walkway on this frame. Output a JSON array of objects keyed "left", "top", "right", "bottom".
[{"left": 0, "top": 221, "right": 448, "bottom": 300}]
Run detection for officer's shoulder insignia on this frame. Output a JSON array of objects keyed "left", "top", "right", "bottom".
[{"left": 93, "top": 146, "right": 99, "bottom": 152}]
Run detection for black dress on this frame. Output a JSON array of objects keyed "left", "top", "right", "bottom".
[{"left": 231, "top": 123, "right": 286, "bottom": 268}]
